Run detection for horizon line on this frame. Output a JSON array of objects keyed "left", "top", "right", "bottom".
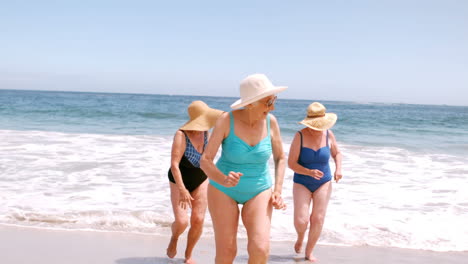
[{"left": 1, "top": 88, "right": 466, "bottom": 108}]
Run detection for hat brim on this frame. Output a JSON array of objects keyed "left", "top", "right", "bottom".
[
  {"left": 230, "top": 86, "right": 288, "bottom": 109},
  {"left": 299, "top": 113, "right": 337, "bottom": 131},
  {"left": 180, "top": 109, "right": 224, "bottom": 131}
]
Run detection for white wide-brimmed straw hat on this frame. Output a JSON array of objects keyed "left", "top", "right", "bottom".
[
  {"left": 180, "top": 101, "right": 224, "bottom": 131},
  {"left": 299, "top": 102, "right": 337, "bottom": 131},
  {"left": 230, "top": 73, "right": 288, "bottom": 109}
]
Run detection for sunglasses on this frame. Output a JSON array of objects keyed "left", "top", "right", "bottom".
[{"left": 264, "top": 96, "right": 277, "bottom": 107}]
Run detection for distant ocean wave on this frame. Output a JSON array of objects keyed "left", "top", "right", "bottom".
[{"left": 136, "top": 112, "right": 179, "bottom": 119}]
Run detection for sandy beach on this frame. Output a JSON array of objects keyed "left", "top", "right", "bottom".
[{"left": 2, "top": 224, "right": 467, "bottom": 264}]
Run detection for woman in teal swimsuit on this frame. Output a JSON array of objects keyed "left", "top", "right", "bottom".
[
  {"left": 201, "top": 74, "right": 288, "bottom": 264},
  {"left": 166, "top": 101, "right": 223, "bottom": 264},
  {"left": 288, "top": 102, "right": 343, "bottom": 262}
]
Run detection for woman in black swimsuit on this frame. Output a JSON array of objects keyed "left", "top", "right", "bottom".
[{"left": 166, "top": 101, "right": 223, "bottom": 264}]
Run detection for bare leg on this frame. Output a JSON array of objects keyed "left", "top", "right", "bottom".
[
  {"left": 241, "top": 189, "right": 273, "bottom": 264},
  {"left": 184, "top": 180, "right": 208, "bottom": 264},
  {"left": 305, "top": 181, "right": 332, "bottom": 262},
  {"left": 167, "top": 182, "right": 189, "bottom": 258},
  {"left": 208, "top": 184, "right": 240, "bottom": 264},
  {"left": 293, "top": 183, "right": 312, "bottom": 253}
]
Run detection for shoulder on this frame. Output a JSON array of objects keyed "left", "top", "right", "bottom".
[
  {"left": 293, "top": 129, "right": 305, "bottom": 139},
  {"left": 216, "top": 112, "right": 231, "bottom": 126},
  {"left": 174, "top": 130, "right": 185, "bottom": 138},
  {"left": 173, "top": 130, "right": 186, "bottom": 143},
  {"left": 328, "top": 129, "right": 336, "bottom": 138},
  {"left": 268, "top": 113, "right": 279, "bottom": 127},
  {"left": 294, "top": 128, "right": 306, "bottom": 137},
  {"left": 268, "top": 113, "right": 277, "bottom": 122},
  {"left": 172, "top": 130, "right": 187, "bottom": 150},
  {"left": 212, "top": 112, "right": 231, "bottom": 139}
]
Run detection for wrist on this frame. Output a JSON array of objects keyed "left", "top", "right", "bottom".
[{"left": 273, "top": 189, "right": 282, "bottom": 195}]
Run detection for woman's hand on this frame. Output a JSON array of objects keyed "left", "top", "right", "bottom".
[
  {"left": 178, "top": 188, "right": 194, "bottom": 210},
  {"left": 271, "top": 191, "right": 287, "bottom": 210},
  {"left": 334, "top": 170, "right": 343, "bottom": 183},
  {"left": 222, "top": 171, "right": 243, "bottom": 187},
  {"left": 308, "top": 169, "right": 324, "bottom": 180}
]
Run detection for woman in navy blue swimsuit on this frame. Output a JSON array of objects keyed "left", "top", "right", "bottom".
[
  {"left": 166, "top": 101, "right": 223, "bottom": 264},
  {"left": 288, "top": 102, "right": 343, "bottom": 262}
]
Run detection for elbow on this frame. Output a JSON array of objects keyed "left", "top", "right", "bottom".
[
  {"left": 277, "top": 152, "right": 286, "bottom": 163},
  {"left": 287, "top": 160, "right": 294, "bottom": 169},
  {"left": 170, "top": 163, "right": 179, "bottom": 173},
  {"left": 332, "top": 152, "right": 342, "bottom": 161}
]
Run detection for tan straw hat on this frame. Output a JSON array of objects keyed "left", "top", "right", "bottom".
[
  {"left": 299, "top": 102, "right": 337, "bottom": 131},
  {"left": 180, "top": 101, "right": 224, "bottom": 131},
  {"left": 230, "top": 73, "right": 287, "bottom": 109}
]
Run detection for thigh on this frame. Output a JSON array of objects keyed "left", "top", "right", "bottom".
[
  {"left": 241, "top": 189, "right": 273, "bottom": 241},
  {"left": 208, "top": 184, "right": 239, "bottom": 243},
  {"left": 169, "top": 182, "right": 188, "bottom": 219},
  {"left": 190, "top": 179, "right": 208, "bottom": 217},
  {"left": 311, "top": 181, "right": 332, "bottom": 216},
  {"left": 293, "top": 183, "right": 312, "bottom": 218}
]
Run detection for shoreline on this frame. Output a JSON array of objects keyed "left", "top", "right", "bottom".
[{"left": 2, "top": 224, "right": 467, "bottom": 264}]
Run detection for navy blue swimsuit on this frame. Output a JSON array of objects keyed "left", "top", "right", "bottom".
[
  {"left": 293, "top": 130, "right": 332, "bottom": 192},
  {"left": 168, "top": 131, "right": 208, "bottom": 192}
]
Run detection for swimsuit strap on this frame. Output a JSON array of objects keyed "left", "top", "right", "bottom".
[
  {"left": 298, "top": 131, "right": 303, "bottom": 161},
  {"left": 180, "top": 130, "right": 188, "bottom": 143},
  {"left": 203, "top": 131, "right": 208, "bottom": 151},
  {"left": 180, "top": 130, "right": 193, "bottom": 151},
  {"left": 298, "top": 131, "right": 303, "bottom": 148},
  {"left": 229, "top": 111, "right": 234, "bottom": 135},
  {"left": 182, "top": 130, "right": 208, "bottom": 152},
  {"left": 267, "top": 114, "right": 271, "bottom": 137}
]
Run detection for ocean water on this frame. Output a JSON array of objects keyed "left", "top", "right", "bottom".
[{"left": 0, "top": 89, "right": 467, "bottom": 252}]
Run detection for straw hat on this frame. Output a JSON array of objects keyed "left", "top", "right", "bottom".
[
  {"left": 180, "top": 101, "right": 224, "bottom": 131},
  {"left": 299, "top": 102, "right": 337, "bottom": 131},
  {"left": 230, "top": 73, "right": 287, "bottom": 109}
]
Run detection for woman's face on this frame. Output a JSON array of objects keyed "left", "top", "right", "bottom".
[{"left": 249, "top": 95, "right": 277, "bottom": 118}]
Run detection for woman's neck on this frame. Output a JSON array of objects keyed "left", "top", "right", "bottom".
[{"left": 239, "top": 109, "right": 262, "bottom": 127}]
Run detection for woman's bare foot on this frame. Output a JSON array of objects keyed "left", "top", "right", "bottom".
[
  {"left": 294, "top": 239, "right": 303, "bottom": 253},
  {"left": 305, "top": 254, "right": 318, "bottom": 262},
  {"left": 184, "top": 257, "right": 196, "bottom": 264},
  {"left": 166, "top": 237, "right": 178, "bottom": 258}
]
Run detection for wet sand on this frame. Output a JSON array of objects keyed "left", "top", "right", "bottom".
[{"left": 2, "top": 224, "right": 467, "bottom": 264}]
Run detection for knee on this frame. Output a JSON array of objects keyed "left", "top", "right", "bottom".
[
  {"left": 190, "top": 215, "right": 205, "bottom": 228},
  {"left": 310, "top": 213, "right": 325, "bottom": 226},
  {"left": 294, "top": 216, "right": 309, "bottom": 228},
  {"left": 174, "top": 217, "right": 189, "bottom": 229},
  {"left": 248, "top": 240, "right": 269, "bottom": 258},
  {"left": 216, "top": 244, "right": 237, "bottom": 262}
]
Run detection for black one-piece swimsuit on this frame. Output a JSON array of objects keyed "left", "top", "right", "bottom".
[{"left": 168, "top": 131, "right": 207, "bottom": 192}]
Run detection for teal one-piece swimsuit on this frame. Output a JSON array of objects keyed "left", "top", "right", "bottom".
[{"left": 209, "top": 112, "right": 272, "bottom": 204}]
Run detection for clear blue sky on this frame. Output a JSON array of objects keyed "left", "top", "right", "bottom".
[{"left": 1, "top": 0, "right": 467, "bottom": 105}]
